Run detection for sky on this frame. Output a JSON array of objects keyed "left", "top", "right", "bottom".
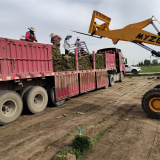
[{"left": 0, "top": 0, "right": 160, "bottom": 65}]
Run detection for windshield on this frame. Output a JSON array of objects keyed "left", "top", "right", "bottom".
[{"left": 122, "top": 57, "right": 127, "bottom": 64}]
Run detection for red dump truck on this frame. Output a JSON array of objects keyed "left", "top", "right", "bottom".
[{"left": 0, "top": 37, "right": 125, "bottom": 125}]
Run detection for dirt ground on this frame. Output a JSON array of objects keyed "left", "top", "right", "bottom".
[{"left": 0, "top": 76, "right": 160, "bottom": 160}]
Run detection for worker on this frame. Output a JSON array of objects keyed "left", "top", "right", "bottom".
[
  {"left": 50, "top": 32, "right": 62, "bottom": 55},
  {"left": 75, "top": 37, "right": 83, "bottom": 54},
  {"left": 63, "top": 35, "right": 72, "bottom": 55},
  {"left": 25, "top": 27, "right": 37, "bottom": 42},
  {"left": 50, "top": 32, "right": 62, "bottom": 48}
]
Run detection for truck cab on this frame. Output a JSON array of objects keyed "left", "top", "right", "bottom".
[
  {"left": 96, "top": 48, "right": 126, "bottom": 85},
  {"left": 97, "top": 48, "right": 126, "bottom": 74}
]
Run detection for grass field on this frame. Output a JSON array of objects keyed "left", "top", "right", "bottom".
[{"left": 141, "top": 66, "right": 160, "bottom": 73}]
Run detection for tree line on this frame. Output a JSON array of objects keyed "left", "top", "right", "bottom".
[{"left": 138, "top": 59, "right": 159, "bottom": 66}]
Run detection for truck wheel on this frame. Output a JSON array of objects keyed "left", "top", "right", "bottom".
[
  {"left": 154, "top": 84, "right": 160, "bottom": 88},
  {"left": 132, "top": 69, "right": 138, "bottom": 74},
  {"left": 0, "top": 91, "right": 23, "bottom": 125},
  {"left": 19, "top": 86, "right": 33, "bottom": 98},
  {"left": 47, "top": 86, "right": 65, "bottom": 107},
  {"left": 142, "top": 88, "right": 160, "bottom": 119},
  {"left": 23, "top": 86, "right": 48, "bottom": 114},
  {"left": 109, "top": 74, "right": 114, "bottom": 87}
]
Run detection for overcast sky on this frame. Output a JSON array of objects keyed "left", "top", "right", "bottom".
[{"left": 1, "top": 0, "right": 160, "bottom": 65}]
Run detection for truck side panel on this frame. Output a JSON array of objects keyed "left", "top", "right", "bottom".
[
  {"left": 0, "top": 38, "right": 53, "bottom": 79},
  {"left": 96, "top": 70, "right": 108, "bottom": 88},
  {"left": 80, "top": 71, "right": 96, "bottom": 93},
  {"left": 54, "top": 72, "right": 79, "bottom": 101},
  {"left": 0, "top": 39, "right": 8, "bottom": 76}
]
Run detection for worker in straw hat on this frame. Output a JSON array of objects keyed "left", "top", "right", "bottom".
[
  {"left": 25, "top": 27, "right": 37, "bottom": 42},
  {"left": 50, "top": 32, "right": 62, "bottom": 54},
  {"left": 50, "top": 32, "right": 62, "bottom": 46}
]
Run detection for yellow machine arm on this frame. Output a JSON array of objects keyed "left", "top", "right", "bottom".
[{"left": 88, "top": 10, "right": 160, "bottom": 57}]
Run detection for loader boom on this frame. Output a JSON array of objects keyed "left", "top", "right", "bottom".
[{"left": 89, "top": 10, "right": 160, "bottom": 57}]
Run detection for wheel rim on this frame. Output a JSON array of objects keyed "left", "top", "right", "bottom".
[
  {"left": 1, "top": 100, "right": 17, "bottom": 117},
  {"left": 33, "top": 93, "right": 44, "bottom": 107},
  {"left": 149, "top": 97, "right": 160, "bottom": 112}
]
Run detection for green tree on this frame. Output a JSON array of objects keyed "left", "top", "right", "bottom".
[
  {"left": 152, "top": 59, "right": 158, "bottom": 66},
  {"left": 144, "top": 59, "right": 150, "bottom": 66},
  {"left": 138, "top": 61, "right": 143, "bottom": 66}
]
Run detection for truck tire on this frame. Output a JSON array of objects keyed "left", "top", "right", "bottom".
[
  {"left": 19, "top": 86, "right": 33, "bottom": 98},
  {"left": 154, "top": 84, "right": 160, "bottom": 88},
  {"left": 0, "top": 91, "right": 23, "bottom": 125},
  {"left": 109, "top": 74, "right": 114, "bottom": 87},
  {"left": 142, "top": 88, "right": 160, "bottom": 119},
  {"left": 46, "top": 86, "right": 65, "bottom": 107},
  {"left": 132, "top": 69, "right": 138, "bottom": 74},
  {"left": 23, "top": 86, "right": 48, "bottom": 114}
]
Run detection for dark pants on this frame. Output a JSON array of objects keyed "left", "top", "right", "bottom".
[{"left": 65, "top": 49, "right": 69, "bottom": 55}]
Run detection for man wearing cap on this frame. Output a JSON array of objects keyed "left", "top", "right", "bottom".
[
  {"left": 64, "top": 35, "right": 72, "bottom": 55},
  {"left": 75, "top": 37, "right": 83, "bottom": 54},
  {"left": 25, "top": 27, "right": 37, "bottom": 42}
]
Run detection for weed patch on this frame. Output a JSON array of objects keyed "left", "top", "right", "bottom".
[
  {"left": 72, "top": 135, "right": 92, "bottom": 158},
  {"left": 54, "top": 135, "right": 92, "bottom": 160}
]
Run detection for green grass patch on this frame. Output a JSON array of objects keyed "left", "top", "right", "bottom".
[
  {"left": 98, "top": 107, "right": 122, "bottom": 124},
  {"left": 129, "top": 116, "right": 135, "bottom": 122},
  {"left": 16, "top": 140, "right": 26, "bottom": 147},
  {"left": 141, "top": 66, "right": 160, "bottom": 73},
  {"left": 118, "top": 116, "right": 127, "bottom": 121},
  {"left": 92, "top": 125, "right": 113, "bottom": 145}
]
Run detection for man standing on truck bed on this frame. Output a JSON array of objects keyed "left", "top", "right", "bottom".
[
  {"left": 50, "top": 32, "right": 62, "bottom": 55},
  {"left": 75, "top": 37, "right": 84, "bottom": 55},
  {"left": 64, "top": 35, "right": 72, "bottom": 55},
  {"left": 25, "top": 27, "right": 37, "bottom": 42}
]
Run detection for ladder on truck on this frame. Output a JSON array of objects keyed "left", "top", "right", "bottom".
[{"left": 69, "top": 41, "right": 90, "bottom": 55}]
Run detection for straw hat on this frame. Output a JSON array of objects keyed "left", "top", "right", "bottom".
[
  {"left": 28, "top": 27, "right": 36, "bottom": 32},
  {"left": 50, "top": 32, "right": 56, "bottom": 37}
]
